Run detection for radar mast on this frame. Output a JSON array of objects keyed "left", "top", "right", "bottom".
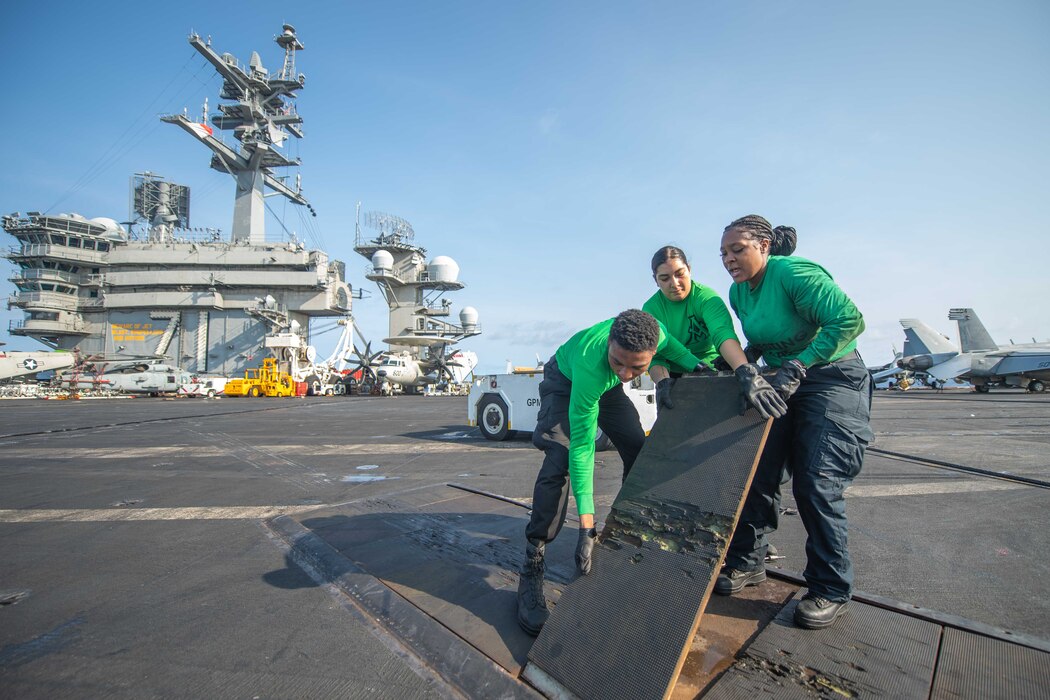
[
  {"left": 354, "top": 210, "right": 481, "bottom": 357},
  {"left": 161, "top": 25, "right": 314, "bottom": 244}
]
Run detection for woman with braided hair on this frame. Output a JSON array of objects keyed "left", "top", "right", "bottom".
[{"left": 714, "top": 215, "right": 873, "bottom": 630}]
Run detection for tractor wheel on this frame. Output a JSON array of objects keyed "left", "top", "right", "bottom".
[{"left": 478, "top": 394, "right": 510, "bottom": 441}]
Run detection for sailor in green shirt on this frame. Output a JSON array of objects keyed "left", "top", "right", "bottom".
[
  {"left": 516, "top": 309, "right": 705, "bottom": 635},
  {"left": 713, "top": 215, "right": 873, "bottom": 631},
  {"left": 643, "top": 245, "right": 786, "bottom": 419}
]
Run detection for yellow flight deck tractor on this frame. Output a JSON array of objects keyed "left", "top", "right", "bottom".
[{"left": 223, "top": 358, "right": 297, "bottom": 397}]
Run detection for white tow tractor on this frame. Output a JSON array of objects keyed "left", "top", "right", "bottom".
[
  {"left": 177, "top": 376, "right": 230, "bottom": 398},
  {"left": 467, "top": 369, "right": 658, "bottom": 449}
]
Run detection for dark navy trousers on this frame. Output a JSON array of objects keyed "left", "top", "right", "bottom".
[
  {"left": 525, "top": 357, "right": 645, "bottom": 544},
  {"left": 724, "top": 355, "right": 874, "bottom": 602}
]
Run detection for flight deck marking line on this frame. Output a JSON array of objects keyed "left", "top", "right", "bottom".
[
  {"left": 0, "top": 442, "right": 519, "bottom": 460},
  {"left": 588, "top": 480, "right": 1028, "bottom": 508},
  {"left": 844, "top": 481, "right": 1026, "bottom": 498},
  {"left": 0, "top": 505, "right": 330, "bottom": 523}
]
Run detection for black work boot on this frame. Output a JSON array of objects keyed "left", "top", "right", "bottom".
[
  {"left": 714, "top": 566, "right": 766, "bottom": 595},
  {"left": 517, "top": 538, "right": 549, "bottom": 635},
  {"left": 793, "top": 593, "right": 848, "bottom": 629}
]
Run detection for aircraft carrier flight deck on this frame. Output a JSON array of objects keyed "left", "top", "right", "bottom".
[{"left": 1, "top": 389, "right": 1047, "bottom": 698}]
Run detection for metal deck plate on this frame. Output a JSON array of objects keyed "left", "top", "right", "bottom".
[
  {"left": 527, "top": 375, "right": 770, "bottom": 700},
  {"left": 930, "top": 626, "right": 1050, "bottom": 700},
  {"left": 297, "top": 487, "right": 576, "bottom": 675},
  {"left": 705, "top": 590, "right": 940, "bottom": 698}
]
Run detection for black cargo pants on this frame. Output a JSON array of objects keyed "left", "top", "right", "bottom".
[
  {"left": 723, "top": 354, "right": 874, "bottom": 602},
  {"left": 525, "top": 357, "right": 645, "bottom": 544}
]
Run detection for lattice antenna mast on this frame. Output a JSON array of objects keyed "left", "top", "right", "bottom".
[
  {"left": 161, "top": 25, "right": 314, "bottom": 245},
  {"left": 277, "top": 24, "right": 304, "bottom": 83},
  {"left": 364, "top": 211, "right": 416, "bottom": 247}
]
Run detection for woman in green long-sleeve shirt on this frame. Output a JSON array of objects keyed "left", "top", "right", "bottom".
[
  {"left": 643, "top": 245, "right": 785, "bottom": 415},
  {"left": 713, "top": 214, "right": 873, "bottom": 632}
]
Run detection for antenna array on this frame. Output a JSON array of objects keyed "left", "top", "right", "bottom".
[{"left": 364, "top": 211, "right": 415, "bottom": 241}]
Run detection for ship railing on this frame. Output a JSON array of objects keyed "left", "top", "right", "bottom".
[
  {"left": 13, "top": 244, "right": 107, "bottom": 264},
  {"left": 8, "top": 291, "right": 79, "bottom": 311},
  {"left": 14, "top": 269, "right": 80, "bottom": 285},
  {"left": 9, "top": 317, "right": 87, "bottom": 334},
  {"left": 15, "top": 215, "right": 108, "bottom": 237},
  {"left": 362, "top": 263, "right": 408, "bottom": 283}
]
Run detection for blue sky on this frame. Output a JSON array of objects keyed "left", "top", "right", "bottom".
[{"left": 3, "top": 1, "right": 1048, "bottom": 374}]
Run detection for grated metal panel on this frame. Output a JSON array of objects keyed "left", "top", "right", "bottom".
[
  {"left": 705, "top": 591, "right": 940, "bottom": 698},
  {"left": 931, "top": 627, "right": 1050, "bottom": 700},
  {"left": 528, "top": 376, "right": 770, "bottom": 700}
]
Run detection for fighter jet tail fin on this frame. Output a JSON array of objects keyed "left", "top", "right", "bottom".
[
  {"left": 948, "top": 308, "right": 998, "bottom": 353},
  {"left": 900, "top": 318, "right": 957, "bottom": 356}
]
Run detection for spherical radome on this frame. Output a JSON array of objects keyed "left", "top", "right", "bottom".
[
  {"left": 89, "top": 217, "right": 126, "bottom": 234},
  {"left": 428, "top": 255, "right": 460, "bottom": 282},
  {"left": 371, "top": 249, "right": 394, "bottom": 272}
]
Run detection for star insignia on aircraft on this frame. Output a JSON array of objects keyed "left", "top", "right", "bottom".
[{"left": 22, "top": 358, "right": 38, "bottom": 371}]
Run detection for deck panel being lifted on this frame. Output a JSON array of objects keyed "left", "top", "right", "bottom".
[{"left": 527, "top": 375, "right": 770, "bottom": 700}]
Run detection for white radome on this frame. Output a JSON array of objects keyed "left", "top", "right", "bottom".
[
  {"left": 428, "top": 255, "right": 460, "bottom": 282},
  {"left": 371, "top": 249, "right": 394, "bottom": 273},
  {"left": 459, "top": 306, "right": 479, "bottom": 331},
  {"left": 90, "top": 217, "right": 127, "bottom": 234}
]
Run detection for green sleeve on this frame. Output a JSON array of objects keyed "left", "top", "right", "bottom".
[
  {"left": 566, "top": 368, "right": 606, "bottom": 515},
  {"left": 642, "top": 295, "right": 670, "bottom": 370},
  {"left": 699, "top": 294, "right": 739, "bottom": 353},
  {"left": 654, "top": 325, "right": 702, "bottom": 373},
  {"left": 786, "top": 265, "right": 865, "bottom": 367}
]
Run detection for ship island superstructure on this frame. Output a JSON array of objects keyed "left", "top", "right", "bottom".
[
  {"left": 3, "top": 26, "right": 352, "bottom": 377},
  {"left": 353, "top": 211, "right": 480, "bottom": 362}
]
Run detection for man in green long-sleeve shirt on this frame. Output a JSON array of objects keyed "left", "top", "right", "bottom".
[{"left": 516, "top": 309, "right": 702, "bottom": 635}]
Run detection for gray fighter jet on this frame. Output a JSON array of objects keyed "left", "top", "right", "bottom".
[{"left": 897, "top": 308, "right": 1050, "bottom": 393}]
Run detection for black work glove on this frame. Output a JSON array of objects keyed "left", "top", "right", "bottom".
[
  {"left": 655, "top": 377, "right": 676, "bottom": 409},
  {"left": 711, "top": 356, "right": 732, "bottom": 372},
  {"left": 734, "top": 363, "right": 788, "bottom": 420},
  {"left": 575, "top": 527, "right": 597, "bottom": 575},
  {"left": 770, "top": 359, "right": 807, "bottom": 400}
]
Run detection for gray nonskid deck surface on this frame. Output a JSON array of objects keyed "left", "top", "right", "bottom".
[
  {"left": 282, "top": 483, "right": 1050, "bottom": 700},
  {"left": 1, "top": 391, "right": 1048, "bottom": 698},
  {"left": 930, "top": 627, "right": 1050, "bottom": 700},
  {"left": 707, "top": 589, "right": 1050, "bottom": 700},
  {"left": 770, "top": 391, "right": 1050, "bottom": 639},
  {"left": 706, "top": 591, "right": 941, "bottom": 698}
]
